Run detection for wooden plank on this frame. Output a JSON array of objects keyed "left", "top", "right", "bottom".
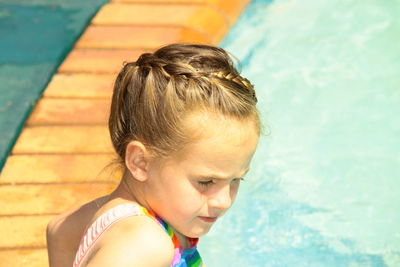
[
  {"left": 0, "top": 248, "right": 48, "bottom": 267},
  {"left": 76, "top": 25, "right": 210, "bottom": 49},
  {"left": 205, "top": 0, "right": 249, "bottom": 24},
  {"left": 26, "top": 98, "right": 110, "bottom": 125},
  {"left": 59, "top": 49, "right": 145, "bottom": 73},
  {"left": 92, "top": 4, "right": 228, "bottom": 44},
  {"left": 0, "top": 216, "right": 51, "bottom": 248},
  {"left": 0, "top": 154, "right": 122, "bottom": 184},
  {"left": 111, "top": 0, "right": 249, "bottom": 24},
  {"left": 12, "top": 126, "right": 113, "bottom": 154},
  {"left": 112, "top": 0, "right": 203, "bottom": 3},
  {"left": 44, "top": 73, "right": 115, "bottom": 98},
  {"left": 0, "top": 184, "right": 116, "bottom": 215}
]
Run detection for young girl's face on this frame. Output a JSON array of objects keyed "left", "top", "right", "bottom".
[{"left": 144, "top": 112, "right": 259, "bottom": 239}]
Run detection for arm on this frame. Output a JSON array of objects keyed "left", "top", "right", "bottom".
[
  {"left": 47, "top": 213, "right": 79, "bottom": 267},
  {"left": 47, "top": 201, "right": 99, "bottom": 267},
  {"left": 83, "top": 216, "right": 174, "bottom": 267}
]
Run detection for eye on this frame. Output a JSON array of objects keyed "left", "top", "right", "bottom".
[
  {"left": 232, "top": 178, "right": 244, "bottom": 184},
  {"left": 198, "top": 179, "right": 215, "bottom": 188}
]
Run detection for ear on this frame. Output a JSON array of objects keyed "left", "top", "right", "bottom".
[{"left": 125, "top": 141, "right": 150, "bottom": 182}]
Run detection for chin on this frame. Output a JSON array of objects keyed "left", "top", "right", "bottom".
[{"left": 186, "top": 226, "right": 212, "bottom": 238}]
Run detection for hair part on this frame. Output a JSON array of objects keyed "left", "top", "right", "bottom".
[{"left": 109, "top": 43, "right": 260, "bottom": 163}]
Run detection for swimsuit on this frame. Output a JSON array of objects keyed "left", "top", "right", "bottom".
[{"left": 73, "top": 203, "right": 205, "bottom": 267}]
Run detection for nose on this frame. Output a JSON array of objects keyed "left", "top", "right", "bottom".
[{"left": 208, "top": 184, "right": 233, "bottom": 211}]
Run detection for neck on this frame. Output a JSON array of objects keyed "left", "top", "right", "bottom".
[
  {"left": 110, "top": 173, "right": 149, "bottom": 208},
  {"left": 172, "top": 228, "right": 198, "bottom": 249},
  {"left": 112, "top": 173, "right": 197, "bottom": 249}
]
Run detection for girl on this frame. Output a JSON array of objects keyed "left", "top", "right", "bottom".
[{"left": 47, "top": 43, "right": 260, "bottom": 267}]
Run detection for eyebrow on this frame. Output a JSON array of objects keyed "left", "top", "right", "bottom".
[{"left": 199, "top": 168, "right": 250, "bottom": 180}]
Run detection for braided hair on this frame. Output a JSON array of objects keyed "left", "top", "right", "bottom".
[{"left": 109, "top": 43, "right": 259, "bottom": 161}]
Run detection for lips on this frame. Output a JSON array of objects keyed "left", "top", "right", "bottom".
[{"left": 198, "top": 216, "right": 218, "bottom": 223}]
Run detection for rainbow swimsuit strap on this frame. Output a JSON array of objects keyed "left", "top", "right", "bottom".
[{"left": 143, "top": 207, "right": 205, "bottom": 267}]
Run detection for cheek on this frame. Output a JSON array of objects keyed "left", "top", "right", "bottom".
[{"left": 172, "top": 180, "right": 205, "bottom": 212}]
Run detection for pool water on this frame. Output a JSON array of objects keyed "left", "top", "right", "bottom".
[{"left": 199, "top": 0, "right": 400, "bottom": 266}]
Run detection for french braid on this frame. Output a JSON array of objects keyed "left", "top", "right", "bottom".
[
  {"left": 109, "top": 43, "right": 260, "bottom": 160},
  {"left": 207, "top": 70, "right": 257, "bottom": 102}
]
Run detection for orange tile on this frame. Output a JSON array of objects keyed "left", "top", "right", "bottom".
[
  {"left": 76, "top": 25, "right": 210, "bottom": 49},
  {"left": 59, "top": 49, "right": 146, "bottom": 73},
  {"left": 12, "top": 126, "right": 112, "bottom": 154},
  {"left": 92, "top": 4, "right": 228, "bottom": 44},
  {"left": 0, "top": 184, "right": 116, "bottom": 215},
  {"left": 0, "top": 154, "right": 121, "bottom": 184},
  {"left": 110, "top": 0, "right": 250, "bottom": 24},
  {"left": 0, "top": 249, "right": 47, "bottom": 267},
  {"left": 205, "top": 0, "right": 250, "bottom": 23},
  {"left": 0, "top": 216, "right": 51, "bottom": 247},
  {"left": 44, "top": 73, "right": 115, "bottom": 98},
  {"left": 26, "top": 98, "right": 110, "bottom": 125},
  {"left": 112, "top": 0, "right": 203, "bottom": 3}
]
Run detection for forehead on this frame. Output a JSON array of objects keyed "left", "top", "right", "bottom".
[
  {"left": 172, "top": 111, "right": 259, "bottom": 176},
  {"left": 182, "top": 110, "right": 258, "bottom": 142}
]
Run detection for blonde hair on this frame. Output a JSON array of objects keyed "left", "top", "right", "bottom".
[{"left": 109, "top": 43, "right": 259, "bottom": 161}]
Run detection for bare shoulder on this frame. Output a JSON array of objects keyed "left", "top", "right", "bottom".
[
  {"left": 47, "top": 199, "right": 100, "bottom": 267},
  {"left": 83, "top": 215, "right": 174, "bottom": 267}
]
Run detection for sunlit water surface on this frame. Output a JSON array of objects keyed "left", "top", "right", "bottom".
[{"left": 198, "top": 0, "right": 400, "bottom": 266}]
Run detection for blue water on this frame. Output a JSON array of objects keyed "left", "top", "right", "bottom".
[{"left": 199, "top": 0, "right": 400, "bottom": 266}]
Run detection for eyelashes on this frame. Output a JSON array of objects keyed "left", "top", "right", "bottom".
[
  {"left": 198, "top": 180, "right": 215, "bottom": 188},
  {"left": 197, "top": 178, "right": 244, "bottom": 189},
  {"left": 233, "top": 178, "right": 245, "bottom": 184}
]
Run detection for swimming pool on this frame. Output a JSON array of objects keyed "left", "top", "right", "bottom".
[{"left": 199, "top": 0, "right": 400, "bottom": 266}]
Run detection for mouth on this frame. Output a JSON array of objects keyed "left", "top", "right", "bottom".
[{"left": 198, "top": 216, "right": 218, "bottom": 223}]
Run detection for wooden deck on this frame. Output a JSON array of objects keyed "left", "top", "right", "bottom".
[{"left": 0, "top": 0, "right": 249, "bottom": 265}]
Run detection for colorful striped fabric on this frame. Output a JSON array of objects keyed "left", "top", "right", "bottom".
[{"left": 73, "top": 203, "right": 205, "bottom": 267}]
